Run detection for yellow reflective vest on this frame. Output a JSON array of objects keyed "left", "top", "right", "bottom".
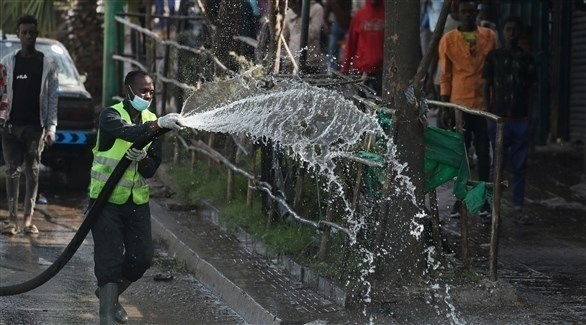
[{"left": 89, "top": 102, "right": 157, "bottom": 205}]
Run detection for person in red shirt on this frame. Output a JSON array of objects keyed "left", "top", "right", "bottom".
[{"left": 340, "top": 0, "right": 385, "bottom": 95}]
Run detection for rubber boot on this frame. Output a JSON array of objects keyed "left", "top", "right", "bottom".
[
  {"left": 114, "top": 279, "right": 130, "bottom": 324},
  {"left": 95, "top": 279, "right": 131, "bottom": 324},
  {"left": 99, "top": 283, "right": 118, "bottom": 325}
]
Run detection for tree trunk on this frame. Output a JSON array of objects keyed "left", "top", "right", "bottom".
[
  {"left": 61, "top": 0, "right": 104, "bottom": 105},
  {"left": 377, "top": 0, "right": 426, "bottom": 283}
]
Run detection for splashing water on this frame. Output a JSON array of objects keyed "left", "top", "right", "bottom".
[
  {"left": 178, "top": 73, "right": 459, "bottom": 323},
  {"left": 181, "top": 77, "right": 384, "bottom": 173},
  {"left": 180, "top": 74, "right": 388, "bottom": 305}
]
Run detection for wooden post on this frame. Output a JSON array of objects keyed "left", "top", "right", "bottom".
[
  {"left": 226, "top": 139, "right": 236, "bottom": 202},
  {"left": 460, "top": 201, "right": 469, "bottom": 269},
  {"left": 173, "top": 135, "right": 179, "bottom": 164},
  {"left": 267, "top": 199, "right": 276, "bottom": 228},
  {"left": 293, "top": 161, "right": 306, "bottom": 210},
  {"left": 161, "top": 43, "right": 171, "bottom": 114},
  {"left": 207, "top": 133, "right": 215, "bottom": 180},
  {"left": 190, "top": 139, "right": 197, "bottom": 172},
  {"left": 489, "top": 120, "right": 505, "bottom": 281},
  {"left": 247, "top": 144, "right": 256, "bottom": 208},
  {"left": 429, "top": 190, "right": 443, "bottom": 255},
  {"left": 318, "top": 185, "right": 335, "bottom": 259}
]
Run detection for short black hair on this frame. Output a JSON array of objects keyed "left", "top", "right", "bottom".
[
  {"left": 17, "top": 14, "right": 38, "bottom": 29},
  {"left": 124, "top": 70, "right": 150, "bottom": 86},
  {"left": 459, "top": 1, "right": 477, "bottom": 8},
  {"left": 502, "top": 16, "right": 524, "bottom": 29}
]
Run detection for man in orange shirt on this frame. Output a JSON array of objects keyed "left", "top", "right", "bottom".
[{"left": 439, "top": 1, "right": 496, "bottom": 219}]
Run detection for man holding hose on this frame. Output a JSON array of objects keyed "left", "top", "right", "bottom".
[{"left": 90, "top": 70, "right": 184, "bottom": 324}]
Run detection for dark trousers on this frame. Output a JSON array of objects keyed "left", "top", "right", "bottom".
[
  {"left": 488, "top": 119, "right": 529, "bottom": 209},
  {"left": 366, "top": 71, "right": 383, "bottom": 96},
  {"left": 91, "top": 200, "right": 153, "bottom": 287},
  {"left": 463, "top": 114, "right": 490, "bottom": 183},
  {"left": 1, "top": 124, "right": 44, "bottom": 218}
]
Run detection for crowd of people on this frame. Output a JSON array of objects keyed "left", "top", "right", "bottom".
[{"left": 256, "top": 0, "right": 535, "bottom": 225}]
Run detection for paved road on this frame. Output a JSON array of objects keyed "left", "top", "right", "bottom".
[{"left": 0, "top": 172, "right": 246, "bottom": 325}]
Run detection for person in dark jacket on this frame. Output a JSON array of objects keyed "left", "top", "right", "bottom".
[
  {"left": 90, "top": 70, "right": 185, "bottom": 324},
  {"left": 483, "top": 16, "right": 535, "bottom": 225},
  {"left": 0, "top": 15, "right": 58, "bottom": 236}
]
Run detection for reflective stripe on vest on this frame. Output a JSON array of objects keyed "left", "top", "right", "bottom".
[{"left": 89, "top": 102, "right": 157, "bottom": 204}]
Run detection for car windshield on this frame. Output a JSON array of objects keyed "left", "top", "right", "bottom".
[{"left": 0, "top": 40, "right": 81, "bottom": 86}]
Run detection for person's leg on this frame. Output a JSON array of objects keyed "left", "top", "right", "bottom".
[
  {"left": 488, "top": 119, "right": 513, "bottom": 181},
  {"left": 510, "top": 120, "right": 529, "bottom": 210},
  {"left": 167, "top": 0, "right": 176, "bottom": 30},
  {"left": 469, "top": 115, "right": 491, "bottom": 217},
  {"left": 328, "top": 22, "right": 343, "bottom": 71},
  {"left": 487, "top": 119, "right": 497, "bottom": 181},
  {"left": 92, "top": 203, "right": 126, "bottom": 286},
  {"left": 22, "top": 125, "right": 44, "bottom": 233},
  {"left": 366, "top": 71, "right": 383, "bottom": 96},
  {"left": 155, "top": 0, "right": 165, "bottom": 29},
  {"left": 471, "top": 115, "right": 490, "bottom": 183},
  {"left": 121, "top": 202, "right": 153, "bottom": 283},
  {"left": 2, "top": 126, "right": 24, "bottom": 234},
  {"left": 92, "top": 202, "right": 125, "bottom": 324}
]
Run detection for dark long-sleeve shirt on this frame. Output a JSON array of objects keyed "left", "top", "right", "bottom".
[{"left": 96, "top": 100, "right": 161, "bottom": 178}]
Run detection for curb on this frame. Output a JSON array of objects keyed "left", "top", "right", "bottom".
[
  {"left": 197, "top": 199, "right": 348, "bottom": 308},
  {"left": 150, "top": 200, "right": 281, "bottom": 324}
]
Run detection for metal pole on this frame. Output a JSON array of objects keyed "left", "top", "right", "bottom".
[
  {"left": 102, "top": 0, "right": 125, "bottom": 107},
  {"left": 460, "top": 202, "right": 469, "bottom": 269},
  {"left": 319, "top": 186, "right": 335, "bottom": 260},
  {"left": 298, "top": 0, "right": 310, "bottom": 72},
  {"left": 161, "top": 43, "right": 171, "bottom": 114},
  {"left": 489, "top": 120, "right": 505, "bottom": 281},
  {"left": 429, "top": 190, "right": 443, "bottom": 255}
]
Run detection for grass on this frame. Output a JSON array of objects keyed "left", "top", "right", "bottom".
[
  {"left": 165, "top": 157, "right": 320, "bottom": 258},
  {"left": 163, "top": 143, "right": 359, "bottom": 284}
]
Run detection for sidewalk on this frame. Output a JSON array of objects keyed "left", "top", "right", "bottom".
[{"left": 149, "top": 143, "right": 586, "bottom": 324}]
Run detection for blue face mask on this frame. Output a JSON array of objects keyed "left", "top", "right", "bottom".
[{"left": 128, "top": 86, "right": 151, "bottom": 111}]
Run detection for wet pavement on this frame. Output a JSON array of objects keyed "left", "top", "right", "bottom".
[
  {"left": 148, "top": 142, "right": 586, "bottom": 324},
  {"left": 1, "top": 142, "right": 584, "bottom": 324},
  {"left": 0, "top": 171, "right": 246, "bottom": 325},
  {"left": 434, "top": 143, "right": 586, "bottom": 323}
]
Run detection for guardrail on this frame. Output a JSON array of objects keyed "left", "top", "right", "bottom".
[
  {"left": 428, "top": 100, "right": 505, "bottom": 281},
  {"left": 111, "top": 15, "right": 506, "bottom": 281}
]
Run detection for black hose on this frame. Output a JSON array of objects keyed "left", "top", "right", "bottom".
[{"left": 0, "top": 128, "right": 170, "bottom": 296}]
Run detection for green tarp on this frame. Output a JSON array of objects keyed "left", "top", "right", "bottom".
[{"left": 358, "top": 126, "right": 488, "bottom": 214}]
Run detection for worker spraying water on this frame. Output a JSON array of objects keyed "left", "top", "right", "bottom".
[
  {"left": 89, "top": 71, "right": 184, "bottom": 324},
  {"left": 0, "top": 70, "right": 385, "bottom": 325}
]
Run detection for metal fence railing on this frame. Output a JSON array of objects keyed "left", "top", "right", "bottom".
[{"left": 111, "top": 15, "right": 506, "bottom": 281}]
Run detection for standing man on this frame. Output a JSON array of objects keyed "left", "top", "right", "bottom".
[
  {"left": 438, "top": 1, "right": 496, "bottom": 219},
  {"left": 283, "top": 0, "right": 326, "bottom": 73},
  {"left": 0, "top": 15, "right": 58, "bottom": 236},
  {"left": 90, "top": 70, "right": 184, "bottom": 324},
  {"left": 483, "top": 16, "right": 535, "bottom": 225},
  {"left": 323, "top": 0, "right": 352, "bottom": 71},
  {"left": 340, "top": 0, "right": 385, "bottom": 95}
]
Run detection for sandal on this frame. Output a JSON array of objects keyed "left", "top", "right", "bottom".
[
  {"left": 24, "top": 225, "right": 39, "bottom": 234},
  {"left": 2, "top": 223, "right": 20, "bottom": 235}
]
